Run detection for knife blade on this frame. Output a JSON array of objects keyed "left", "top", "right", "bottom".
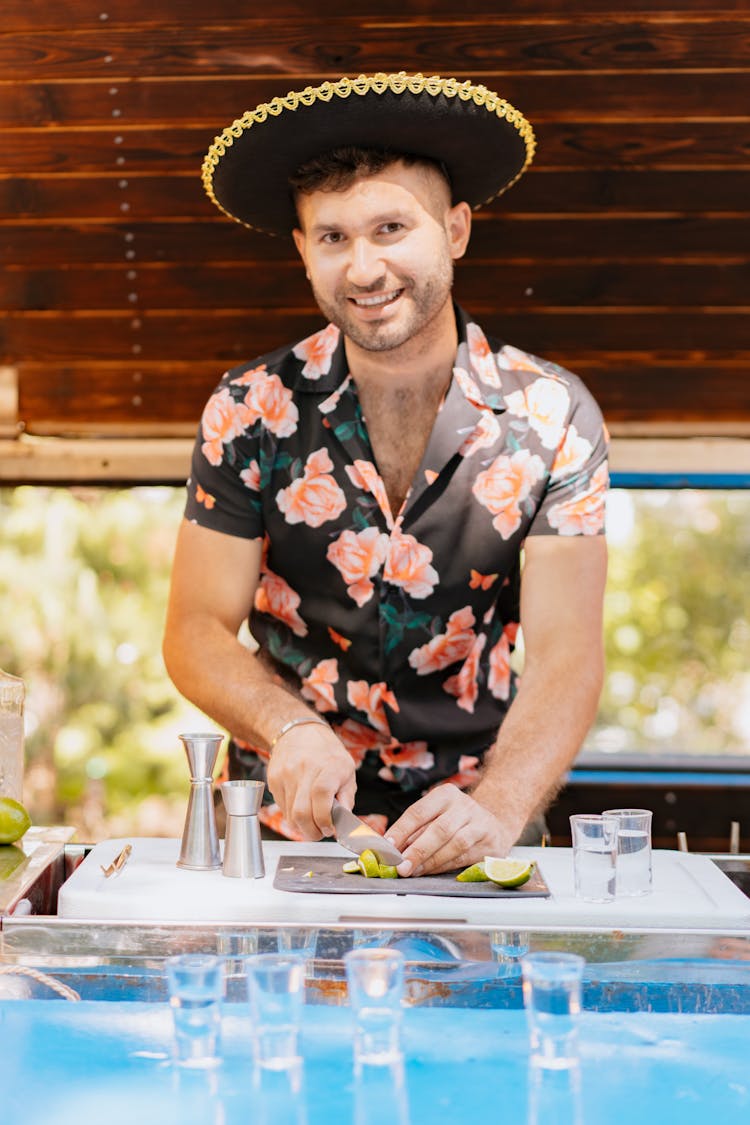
[{"left": 331, "top": 800, "right": 405, "bottom": 866}]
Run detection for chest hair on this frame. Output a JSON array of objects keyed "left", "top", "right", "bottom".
[{"left": 358, "top": 383, "right": 443, "bottom": 518}]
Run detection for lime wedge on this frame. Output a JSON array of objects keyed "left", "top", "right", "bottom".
[
  {"left": 342, "top": 859, "right": 361, "bottom": 874},
  {"left": 0, "top": 797, "right": 31, "bottom": 845},
  {"left": 456, "top": 861, "right": 489, "bottom": 883},
  {"left": 357, "top": 848, "right": 381, "bottom": 878},
  {"left": 378, "top": 863, "right": 398, "bottom": 879},
  {"left": 484, "top": 856, "right": 535, "bottom": 888}
]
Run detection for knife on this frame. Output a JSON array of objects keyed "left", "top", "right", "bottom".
[{"left": 331, "top": 800, "right": 405, "bottom": 866}]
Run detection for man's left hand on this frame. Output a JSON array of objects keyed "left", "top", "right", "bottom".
[{"left": 386, "top": 785, "right": 511, "bottom": 877}]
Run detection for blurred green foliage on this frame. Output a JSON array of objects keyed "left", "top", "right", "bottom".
[{"left": 0, "top": 485, "right": 748, "bottom": 840}]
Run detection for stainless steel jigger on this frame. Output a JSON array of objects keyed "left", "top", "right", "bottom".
[
  {"left": 219, "top": 780, "right": 265, "bottom": 879},
  {"left": 177, "top": 732, "right": 223, "bottom": 870}
]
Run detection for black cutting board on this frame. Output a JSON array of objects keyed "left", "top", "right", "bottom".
[{"left": 273, "top": 854, "right": 550, "bottom": 899}]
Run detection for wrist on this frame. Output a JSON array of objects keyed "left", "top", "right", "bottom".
[{"left": 267, "top": 715, "right": 329, "bottom": 752}]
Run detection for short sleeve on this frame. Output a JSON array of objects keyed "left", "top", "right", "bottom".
[
  {"left": 183, "top": 370, "right": 265, "bottom": 541},
  {"left": 528, "top": 378, "right": 609, "bottom": 537}
]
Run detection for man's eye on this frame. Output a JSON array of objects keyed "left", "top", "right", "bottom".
[
  {"left": 322, "top": 232, "right": 343, "bottom": 244},
  {"left": 380, "top": 223, "right": 403, "bottom": 235}
]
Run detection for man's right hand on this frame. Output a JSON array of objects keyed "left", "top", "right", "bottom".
[{"left": 266, "top": 723, "right": 356, "bottom": 840}]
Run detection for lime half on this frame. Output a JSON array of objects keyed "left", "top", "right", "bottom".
[
  {"left": 456, "top": 862, "right": 489, "bottom": 883},
  {"left": 357, "top": 848, "right": 381, "bottom": 878},
  {"left": 378, "top": 863, "right": 398, "bottom": 879},
  {"left": 484, "top": 856, "right": 535, "bottom": 888},
  {"left": 0, "top": 797, "right": 31, "bottom": 845},
  {"left": 342, "top": 859, "right": 361, "bottom": 874}
]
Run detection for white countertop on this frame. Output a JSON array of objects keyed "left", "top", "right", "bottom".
[{"left": 57, "top": 838, "right": 750, "bottom": 930}]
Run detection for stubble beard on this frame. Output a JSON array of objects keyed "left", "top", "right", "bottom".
[{"left": 310, "top": 253, "right": 455, "bottom": 354}]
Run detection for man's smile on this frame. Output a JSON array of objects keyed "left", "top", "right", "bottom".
[{"left": 349, "top": 288, "right": 404, "bottom": 309}]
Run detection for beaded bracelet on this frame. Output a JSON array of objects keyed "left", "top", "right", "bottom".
[{"left": 268, "top": 715, "right": 329, "bottom": 752}]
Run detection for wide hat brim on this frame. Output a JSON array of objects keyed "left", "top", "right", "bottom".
[{"left": 202, "top": 72, "right": 535, "bottom": 236}]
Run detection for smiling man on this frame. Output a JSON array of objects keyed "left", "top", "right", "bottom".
[{"left": 163, "top": 73, "right": 608, "bottom": 877}]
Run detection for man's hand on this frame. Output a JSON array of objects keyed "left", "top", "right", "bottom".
[
  {"left": 266, "top": 724, "right": 356, "bottom": 840},
  {"left": 386, "top": 785, "right": 512, "bottom": 877}
]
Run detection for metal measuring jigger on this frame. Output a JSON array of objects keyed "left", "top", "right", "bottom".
[
  {"left": 177, "top": 732, "right": 223, "bottom": 870},
  {"left": 219, "top": 780, "right": 265, "bottom": 879}
]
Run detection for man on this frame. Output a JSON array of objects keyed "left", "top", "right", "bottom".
[{"left": 163, "top": 73, "right": 608, "bottom": 877}]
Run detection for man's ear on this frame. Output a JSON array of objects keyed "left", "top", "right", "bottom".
[
  {"left": 292, "top": 227, "right": 307, "bottom": 270},
  {"left": 447, "top": 201, "right": 472, "bottom": 262}
]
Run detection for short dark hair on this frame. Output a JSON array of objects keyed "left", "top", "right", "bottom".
[{"left": 289, "top": 145, "right": 451, "bottom": 198}]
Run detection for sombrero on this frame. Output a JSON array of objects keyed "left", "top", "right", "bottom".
[{"left": 201, "top": 72, "right": 535, "bottom": 236}]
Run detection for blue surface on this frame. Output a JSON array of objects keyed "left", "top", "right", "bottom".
[
  {"left": 570, "top": 769, "right": 750, "bottom": 786},
  {"left": 610, "top": 473, "right": 750, "bottom": 490},
  {"left": 2, "top": 1000, "right": 749, "bottom": 1125}
]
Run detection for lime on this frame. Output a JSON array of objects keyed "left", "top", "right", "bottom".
[
  {"left": 342, "top": 859, "right": 361, "bottom": 874},
  {"left": 0, "top": 844, "right": 27, "bottom": 880},
  {"left": 357, "top": 848, "right": 381, "bottom": 878},
  {"left": 378, "top": 863, "right": 398, "bottom": 879},
  {"left": 0, "top": 797, "right": 31, "bottom": 844},
  {"left": 483, "top": 856, "right": 535, "bottom": 888},
  {"left": 456, "top": 861, "right": 489, "bottom": 883}
]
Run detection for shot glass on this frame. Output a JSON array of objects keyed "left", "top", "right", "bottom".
[
  {"left": 569, "top": 813, "right": 618, "bottom": 902},
  {"left": 278, "top": 926, "right": 319, "bottom": 969},
  {"left": 344, "top": 948, "right": 405, "bottom": 1070},
  {"left": 603, "top": 808, "right": 653, "bottom": 897},
  {"left": 165, "top": 953, "right": 225, "bottom": 1068},
  {"left": 521, "top": 952, "right": 584, "bottom": 1070},
  {"left": 245, "top": 953, "right": 306, "bottom": 1071}
]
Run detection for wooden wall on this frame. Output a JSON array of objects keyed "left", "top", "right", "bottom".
[{"left": 1, "top": 0, "right": 749, "bottom": 466}]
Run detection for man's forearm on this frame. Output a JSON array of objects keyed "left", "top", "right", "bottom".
[
  {"left": 471, "top": 651, "right": 603, "bottom": 845},
  {"left": 163, "top": 613, "right": 321, "bottom": 750}
]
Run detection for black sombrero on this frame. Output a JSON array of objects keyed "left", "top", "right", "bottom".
[{"left": 201, "top": 72, "right": 535, "bottom": 236}]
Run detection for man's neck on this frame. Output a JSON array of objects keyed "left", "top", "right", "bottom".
[{"left": 343, "top": 300, "right": 458, "bottom": 394}]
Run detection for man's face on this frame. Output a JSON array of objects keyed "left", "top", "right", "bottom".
[{"left": 292, "top": 162, "right": 471, "bottom": 354}]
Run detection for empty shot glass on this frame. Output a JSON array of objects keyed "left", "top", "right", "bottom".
[
  {"left": 569, "top": 813, "right": 618, "bottom": 902},
  {"left": 245, "top": 953, "right": 306, "bottom": 1071},
  {"left": 344, "top": 948, "right": 405, "bottom": 1070},
  {"left": 166, "top": 953, "right": 225, "bottom": 1068},
  {"left": 603, "top": 807, "right": 653, "bottom": 896},
  {"left": 521, "top": 952, "right": 585, "bottom": 1070}
]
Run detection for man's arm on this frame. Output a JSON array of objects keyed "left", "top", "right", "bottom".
[
  {"left": 162, "top": 519, "right": 356, "bottom": 837},
  {"left": 387, "top": 535, "right": 607, "bottom": 875}
]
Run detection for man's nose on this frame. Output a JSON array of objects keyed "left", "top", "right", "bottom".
[{"left": 346, "top": 238, "right": 385, "bottom": 289}]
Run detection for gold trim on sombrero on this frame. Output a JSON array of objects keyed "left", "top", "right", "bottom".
[{"left": 201, "top": 71, "right": 536, "bottom": 235}]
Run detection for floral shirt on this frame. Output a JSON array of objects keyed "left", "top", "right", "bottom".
[{"left": 185, "top": 306, "right": 608, "bottom": 836}]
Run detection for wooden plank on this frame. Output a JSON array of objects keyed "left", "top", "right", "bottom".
[
  {"left": 3, "top": 169, "right": 750, "bottom": 222},
  {"left": 2, "top": 121, "right": 747, "bottom": 176},
  {"left": 1, "top": 20, "right": 749, "bottom": 80},
  {"left": 2, "top": 261, "right": 748, "bottom": 311},
  {"left": 2, "top": 217, "right": 748, "bottom": 267},
  {"left": 5, "top": 1, "right": 750, "bottom": 33},
  {"left": 14, "top": 357, "right": 750, "bottom": 434},
  {"left": 3, "top": 310, "right": 749, "bottom": 364},
  {"left": 2, "top": 72, "right": 748, "bottom": 128}
]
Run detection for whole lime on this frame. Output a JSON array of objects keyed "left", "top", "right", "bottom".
[{"left": 0, "top": 796, "right": 31, "bottom": 844}]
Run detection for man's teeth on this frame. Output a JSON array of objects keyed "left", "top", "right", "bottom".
[{"left": 352, "top": 290, "right": 401, "bottom": 307}]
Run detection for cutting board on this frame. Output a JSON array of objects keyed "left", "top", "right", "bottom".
[{"left": 273, "top": 854, "right": 550, "bottom": 898}]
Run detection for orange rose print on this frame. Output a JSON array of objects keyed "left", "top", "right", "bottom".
[
  {"left": 292, "top": 323, "right": 340, "bottom": 379},
  {"left": 424, "top": 469, "right": 438, "bottom": 485},
  {"left": 505, "top": 377, "right": 570, "bottom": 450},
  {"left": 550, "top": 424, "right": 593, "bottom": 481},
  {"left": 200, "top": 387, "right": 252, "bottom": 466},
  {"left": 496, "top": 344, "right": 546, "bottom": 375},
  {"left": 488, "top": 631, "right": 512, "bottom": 701},
  {"left": 327, "top": 526, "right": 389, "bottom": 606},
  {"left": 473, "top": 449, "right": 545, "bottom": 539},
  {"left": 547, "top": 462, "right": 608, "bottom": 535},
  {"left": 254, "top": 568, "right": 308, "bottom": 637},
  {"left": 383, "top": 526, "right": 439, "bottom": 599},
  {"left": 433, "top": 754, "right": 481, "bottom": 790},
  {"left": 328, "top": 627, "right": 352, "bottom": 651},
  {"left": 345, "top": 460, "right": 393, "bottom": 527},
  {"left": 301, "top": 658, "right": 339, "bottom": 712},
  {"left": 458, "top": 410, "right": 501, "bottom": 458},
  {"left": 467, "top": 322, "right": 501, "bottom": 387},
  {"left": 319, "top": 374, "right": 352, "bottom": 415},
  {"left": 347, "top": 680, "right": 399, "bottom": 736},
  {"left": 334, "top": 718, "right": 382, "bottom": 765},
  {"left": 408, "top": 606, "right": 477, "bottom": 675},
  {"left": 236, "top": 369, "right": 299, "bottom": 439},
  {"left": 454, "top": 365, "right": 485, "bottom": 410},
  {"left": 444, "top": 634, "right": 487, "bottom": 713},
  {"left": 259, "top": 802, "right": 304, "bottom": 842},
  {"left": 276, "top": 448, "right": 347, "bottom": 528},
  {"left": 240, "top": 459, "right": 261, "bottom": 491},
  {"left": 379, "top": 740, "right": 435, "bottom": 770}
]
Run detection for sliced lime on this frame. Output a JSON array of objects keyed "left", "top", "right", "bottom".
[
  {"left": 342, "top": 859, "right": 361, "bottom": 874},
  {"left": 483, "top": 856, "right": 535, "bottom": 888},
  {"left": 378, "top": 863, "right": 398, "bottom": 879},
  {"left": 357, "top": 848, "right": 381, "bottom": 878},
  {"left": 456, "top": 861, "right": 489, "bottom": 883}
]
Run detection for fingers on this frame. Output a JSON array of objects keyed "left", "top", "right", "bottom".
[
  {"left": 267, "top": 729, "right": 356, "bottom": 840},
  {"left": 391, "top": 787, "right": 506, "bottom": 877}
]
